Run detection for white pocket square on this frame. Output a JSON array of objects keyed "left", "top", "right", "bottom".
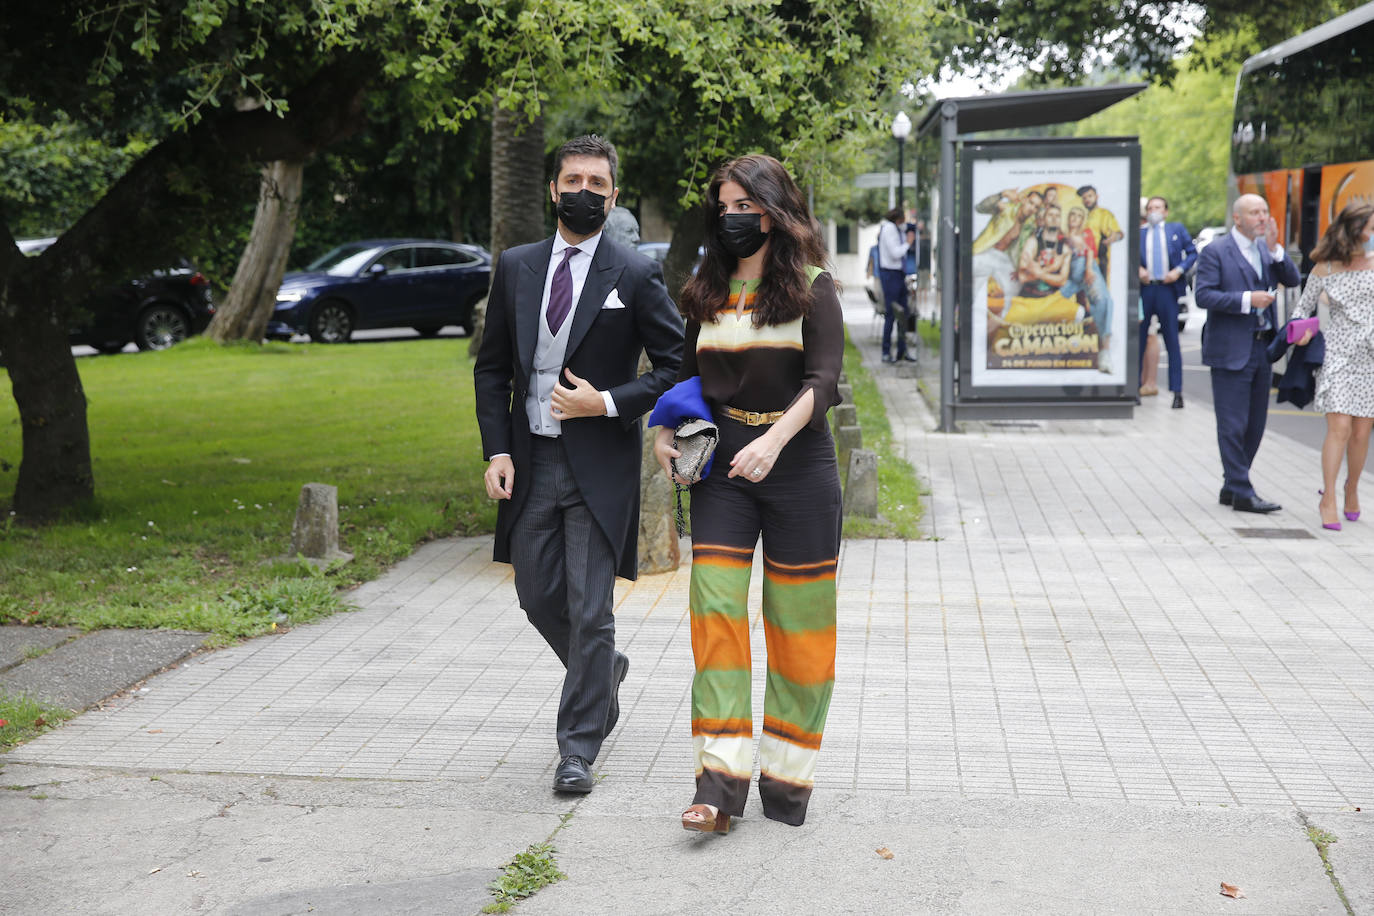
[{"left": 601, "top": 290, "right": 626, "bottom": 309}]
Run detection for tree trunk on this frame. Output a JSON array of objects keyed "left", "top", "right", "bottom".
[
  {"left": 637, "top": 348, "right": 680, "bottom": 576},
  {"left": 0, "top": 268, "right": 94, "bottom": 518},
  {"left": 634, "top": 204, "right": 701, "bottom": 572},
  {"left": 0, "top": 60, "right": 371, "bottom": 519},
  {"left": 469, "top": 104, "right": 545, "bottom": 358},
  {"left": 663, "top": 206, "right": 704, "bottom": 299},
  {"left": 207, "top": 160, "right": 305, "bottom": 343}
]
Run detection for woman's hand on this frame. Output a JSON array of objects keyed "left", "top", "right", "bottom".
[
  {"left": 654, "top": 426, "right": 691, "bottom": 486},
  {"left": 728, "top": 430, "right": 782, "bottom": 483},
  {"left": 1297, "top": 329, "right": 1315, "bottom": 346}
]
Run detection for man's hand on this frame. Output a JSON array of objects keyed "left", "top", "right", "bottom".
[
  {"left": 1164, "top": 267, "right": 1183, "bottom": 284},
  {"left": 1264, "top": 216, "right": 1280, "bottom": 251},
  {"left": 1138, "top": 265, "right": 1150, "bottom": 283},
  {"left": 550, "top": 368, "right": 606, "bottom": 420},
  {"left": 484, "top": 455, "right": 514, "bottom": 500},
  {"left": 1251, "top": 289, "right": 1277, "bottom": 309}
]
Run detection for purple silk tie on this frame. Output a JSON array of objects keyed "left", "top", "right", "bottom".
[{"left": 547, "top": 247, "right": 579, "bottom": 334}]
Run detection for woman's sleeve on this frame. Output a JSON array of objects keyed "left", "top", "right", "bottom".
[
  {"left": 677, "top": 320, "right": 701, "bottom": 382},
  {"left": 789, "top": 271, "right": 845, "bottom": 430},
  {"left": 1291, "top": 269, "right": 1324, "bottom": 320}
]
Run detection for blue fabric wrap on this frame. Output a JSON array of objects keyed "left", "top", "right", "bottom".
[{"left": 648, "top": 376, "right": 715, "bottom": 478}]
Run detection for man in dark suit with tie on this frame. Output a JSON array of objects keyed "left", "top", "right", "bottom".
[
  {"left": 1138, "top": 196, "right": 1197, "bottom": 408},
  {"left": 474, "top": 135, "right": 684, "bottom": 793},
  {"left": 1194, "top": 193, "right": 1300, "bottom": 514}
]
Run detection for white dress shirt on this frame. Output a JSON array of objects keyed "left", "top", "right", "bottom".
[{"left": 1230, "top": 226, "right": 1284, "bottom": 313}]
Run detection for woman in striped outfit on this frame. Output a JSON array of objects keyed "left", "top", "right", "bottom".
[{"left": 653, "top": 154, "right": 843, "bottom": 833}]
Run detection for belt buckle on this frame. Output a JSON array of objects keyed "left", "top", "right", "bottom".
[{"left": 745, "top": 410, "right": 763, "bottom": 426}]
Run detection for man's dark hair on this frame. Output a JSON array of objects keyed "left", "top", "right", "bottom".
[
  {"left": 553, "top": 135, "right": 618, "bottom": 187},
  {"left": 1147, "top": 195, "right": 1169, "bottom": 211},
  {"left": 1076, "top": 185, "right": 1097, "bottom": 196}
]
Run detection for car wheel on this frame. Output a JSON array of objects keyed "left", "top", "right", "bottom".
[
  {"left": 95, "top": 342, "right": 128, "bottom": 355},
  {"left": 136, "top": 304, "right": 190, "bottom": 351},
  {"left": 413, "top": 326, "right": 443, "bottom": 338},
  {"left": 309, "top": 300, "right": 354, "bottom": 343}
]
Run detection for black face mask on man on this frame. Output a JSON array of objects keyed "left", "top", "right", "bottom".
[
  {"left": 718, "top": 212, "right": 769, "bottom": 259},
  {"left": 557, "top": 189, "right": 609, "bottom": 235}
]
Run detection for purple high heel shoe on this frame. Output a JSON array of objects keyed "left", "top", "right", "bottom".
[
  {"left": 1345, "top": 510, "right": 1361, "bottom": 522},
  {"left": 1318, "top": 490, "right": 1342, "bottom": 531}
]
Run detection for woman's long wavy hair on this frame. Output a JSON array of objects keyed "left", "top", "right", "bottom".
[
  {"left": 680, "top": 154, "right": 828, "bottom": 327},
  {"left": 1311, "top": 201, "right": 1374, "bottom": 266}
]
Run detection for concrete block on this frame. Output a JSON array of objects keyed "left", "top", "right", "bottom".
[
  {"left": 289, "top": 482, "right": 353, "bottom": 567},
  {"left": 844, "top": 448, "right": 879, "bottom": 518},
  {"left": 833, "top": 403, "right": 858, "bottom": 428}
]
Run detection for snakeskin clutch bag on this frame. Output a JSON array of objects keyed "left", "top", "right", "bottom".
[{"left": 671, "top": 418, "right": 719, "bottom": 485}]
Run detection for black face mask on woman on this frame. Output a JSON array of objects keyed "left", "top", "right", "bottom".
[
  {"left": 557, "top": 189, "right": 609, "bottom": 235},
  {"left": 718, "top": 212, "right": 769, "bottom": 258}
]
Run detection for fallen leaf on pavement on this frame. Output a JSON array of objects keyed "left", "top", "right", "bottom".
[
  {"left": 148, "top": 867, "right": 161, "bottom": 875},
  {"left": 876, "top": 847, "right": 894, "bottom": 860},
  {"left": 1220, "top": 882, "right": 1245, "bottom": 898},
  {"left": 147, "top": 729, "right": 163, "bottom": 734}
]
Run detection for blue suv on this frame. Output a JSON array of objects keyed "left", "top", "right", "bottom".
[{"left": 267, "top": 239, "right": 491, "bottom": 342}]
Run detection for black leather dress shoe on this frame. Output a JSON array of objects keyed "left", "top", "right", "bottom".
[
  {"left": 1171, "top": 393, "right": 1184, "bottom": 409},
  {"left": 553, "top": 755, "right": 594, "bottom": 794},
  {"left": 1233, "top": 495, "right": 1281, "bottom": 514},
  {"left": 604, "top": 651, "right": 629, "bottom": 738},
  {"left": 1219, "top": 489, "right": 1233, "bottom": 506}
]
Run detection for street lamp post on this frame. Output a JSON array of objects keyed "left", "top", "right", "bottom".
[{"left": 892, "top": 110, "right": 912, "bottom": 217}]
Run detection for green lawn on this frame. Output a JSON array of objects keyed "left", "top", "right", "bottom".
[
  {"left": 840, "top": 331, "right": 925, "bottom": 539},
  {"left": 0, "top": 338, "right": 493, "bottom": 644},
  {"left": 0, "top": 332, "right": 923, "bottom": 646}
]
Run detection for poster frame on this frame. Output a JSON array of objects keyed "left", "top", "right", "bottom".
[{"left": 958, "top": 137, "right": 1141, "bottom": 404}]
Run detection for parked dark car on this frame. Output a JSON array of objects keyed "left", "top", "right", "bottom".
[
  {"left": 266, "top": 239, "right": 491, "bottom": 343},
  {"left": 20, "top": 238, "right": 216, "bottom": 353}
]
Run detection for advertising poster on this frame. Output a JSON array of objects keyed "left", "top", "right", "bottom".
[{"left": 964, "top": 150, "right": 1133, "bottom": 389}]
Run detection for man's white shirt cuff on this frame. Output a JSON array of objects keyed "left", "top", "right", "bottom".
[{"left": 602, "top": 391, "right": 619, "bottom": 417}]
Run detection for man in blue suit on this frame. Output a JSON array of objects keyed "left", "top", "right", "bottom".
[
  {"left": 1138, "top": 196, "right": 1197, "bottom": 408},
  {"left": 1194, "top": 193, "right": 1301, "bottom": 514}
]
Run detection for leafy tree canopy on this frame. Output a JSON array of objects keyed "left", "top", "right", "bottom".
[{"left": 933, "top": 0, "right": 1368, "bottom": 85}]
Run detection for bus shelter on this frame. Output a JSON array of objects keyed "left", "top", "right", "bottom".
[{"left": 916, "top": 85, "right": 1147, "bottom": 430}]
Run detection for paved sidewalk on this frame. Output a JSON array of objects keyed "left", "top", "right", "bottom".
[{"left": 4, "top": 291, "right": 1372, "bottom": 914}]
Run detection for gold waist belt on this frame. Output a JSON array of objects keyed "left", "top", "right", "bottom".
[{"left": 720, "top": 405, "right": 785, "bottom": 426}]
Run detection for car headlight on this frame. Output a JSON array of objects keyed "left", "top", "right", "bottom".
[{"left": 276, "top": 290, "right": 305, "bottom": 302}]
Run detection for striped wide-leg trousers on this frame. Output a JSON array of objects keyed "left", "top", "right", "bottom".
[{"left": 687, "top": 420, "right": 841, "bottom": 826}]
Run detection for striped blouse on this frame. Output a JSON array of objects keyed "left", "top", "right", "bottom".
[{"left": 678, "top": 269, "right": 844, "bottom": 431}]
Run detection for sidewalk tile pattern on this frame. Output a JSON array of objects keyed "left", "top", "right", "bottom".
[{"left": 9, "top": 294, "right": 1374, "bottom": 812}]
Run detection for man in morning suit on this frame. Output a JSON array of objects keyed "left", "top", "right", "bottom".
[
  {"left": 1194, "top": 193, "right": 1300, "bottom": 514},
  {"left": 473, "top": 135, "right": 684, "bottom": 793},
  {"left": 1138, "top": 196, "right": 1198, "bottom": 408}
]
